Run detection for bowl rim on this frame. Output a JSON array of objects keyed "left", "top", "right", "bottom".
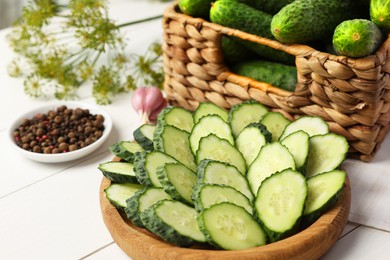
[
  {"left": 99, "top": 160, "right": 351, "bottom": 260},
  {"left": 8, "top": 101, "right": 113, "bottom": 163}
]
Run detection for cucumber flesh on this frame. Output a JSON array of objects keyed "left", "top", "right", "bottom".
[
  {"left": 196, "top": 134, "right": 246, "bottom": 175},
  {"left": 133, "top": 151, "right": 177, "bottom": 187},
  {"left": 280, "top": 130, "right": 310, "bottom": 170},
  {"left": 157, "top": 106, "right": 194, "bottom": 133},
  {"left": 254, "top": 168, "right": 307, "bottom": 242},
  {"left": 303, "top": 170, "right": 346, "bottom": 224},
  {"left": 192, "top": 183, "right": 253, "bottom": 214},
  {"left": 98, "top": 161, "right": 138, "bottom": 184},
  {"left": 125, "top": 187, "right": 172, "bottom": 227},
  {"left": 235, "top": 122, "right": 269, "bottom": 166},
  {"left": 109, "top": 141, "right": 144, "bottom": 163},
  {"left": 228, "top": 100, "right": 268, "bottom": 138},
  {"left": 305, "top": 133, "right": 349, "bottom": 178},
  {"left": 197, "top": 159, "right": 254, "bottom": 202},
  {"left": 104, "top": 183, "right": 144, "bottom": 209},
  {"left": 154, "top": 124, "right": 197, "bottom": 171},
  {"left": 198, "top": 202, "right": 267, "bottom": 250},
  {"left": 279, "top": 116, "right": 329, "bottom": 141},
  {"left": 140, "top": 200, "right": 206, "bottom": 246},
  {"left": 260, "top": 111, "right": 291, "bottom": 142},
  {"left": 190, "top": 114, "right": 234, "bottom": 154},
  {"left": 157, "top": 162, "right": 197, "bottom": 205},
  {"left": 133, "top": 124, "right": 156, "bottom": 151},
  {"left": 247, "top": 142, "right": 296, "bottom": 194},
  {"left": 193, "top": 102, "right": 229, "bottom": 123}
]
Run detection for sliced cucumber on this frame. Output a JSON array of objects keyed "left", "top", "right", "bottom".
[
  {"left": 305, "top": 133, "right": 349, "bottom": 178},
  {"left": 260, "top": 111, "right": 291, "bottom": 142},
  {"left": 104, "top": 182, "right": 144, "bottom": 209},
  {"left": 133, "top": 150, "right": 177, "bottom": 187},
  {"left": 280, "top": 130, "right": 310, "bottom": 170},
  {"left": 192, "top": 183, "right": 253, "bottom": 214},
  {"left": 228, "top": 100, "right": 269, "bottom": 138},
  {"left": 189, "top": 114, "right": 234, "bottom": 154},
  {"left": 125, "top": 187, "right": 172, "bottom": 227},
  {"left": 154, "top": 124, "right": 197, "bottom": 171},
  {"left": 198, "top": 202, "right": 267, "bottom": 250},
  {"left": 157, "top": 162, "right": 197, "bottom": 205},
  {"left": 197, "top": 159, "right": 254, "bottom": 202},
  {"left": 98, "top": 161, "right": 138, "bottom": 184},
  {"left": 157, "top": 106, "right": 194, "bottom": 133},
  {"left": 235, "top": 122, "right": 271, "bottom": 166},
  {"left": 133, "top": 124, "right": 156, "bottom": 151},
  {"left": 254, "top": 168, "right": 307, "bottom": 242},
  {"left": 279, "top": 116, "right": 329, "bottom": 141},
  {"left": 196, "top": 134, "right": 246, "bottom": 175},
  {"left": 109, "top": 141, "right": 144, "bottom": 163},
  {"left": 303, "top": 170, "right": 346, "bottom": 225},
  {"left": 193, "top": 102, "right": 229, "bottom": 123},
  {"left": 247, "top": 142, "right": 296, "bottom": 194},
  {"left": 140, "top": 199, "right": 206, "bottom": 247}
]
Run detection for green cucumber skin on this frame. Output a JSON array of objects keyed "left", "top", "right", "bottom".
[
  {"left": 178, "top": 0, "right": 213, "bottom": 20},
  {"left": 133, "top": 125, "right": 154, "bottom": 151},
  {"left": 237, "top": 0, "right": 295, "bottom": 14},
  {"left": 370, "top": 0, "right": 390, "bottom": 33},
  {"left": 232, "top": 59, "right": 297, "bottom": 92},
  {"left": 98, "top": 162, "right": 139, "bottom": 184},
  {"left": 133, "top": 151, "right": 154, "bottom": 187},
  {"left": 221, "top": 36, "right": 258, "bottom": 65},
  {"left": 271, "top": 0, "right": 363, "bottom": 43},
  {"left": 140, "top": 200, "right": 203, "bottom": 247},
  {"left": 210, "top": 0, "right": 295, "bottom": 65},
  {"left": 332, "top": 19, "right": 384, "bottom": 58},
  {"left": 109, "top": 141, "right": 143, "bottom": 163}
]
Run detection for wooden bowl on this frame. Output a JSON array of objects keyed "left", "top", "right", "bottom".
[{"left": 99, "top": 173, "right": 351, "bottom": 260}]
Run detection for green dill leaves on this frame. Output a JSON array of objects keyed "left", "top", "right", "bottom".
[{"left": 7, "top": 0, "right": 164, "bottom": 105}]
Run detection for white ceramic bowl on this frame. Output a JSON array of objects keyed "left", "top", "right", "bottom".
[{"left": 8, "top": 101, "right": 113, "bottom": 163}]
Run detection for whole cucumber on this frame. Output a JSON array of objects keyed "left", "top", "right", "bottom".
[
  {"left": 210, "top": 0, "right": 295, "bottom": 65},
  {"left": 232, "top": 59, "right": 297, "bottom": 92},
  {"left": 271, "top": 0, "right": 365, "bottom": 43},
  {"left": 178, "top": 0, "right": 213, "bottom": 20},
  {"left": 370, "top": 0, "right": 390, "bottom": 33}
]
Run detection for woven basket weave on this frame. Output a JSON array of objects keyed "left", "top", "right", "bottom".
[{"left": 161, "top": 2, "right": 390, "bottom": 162}]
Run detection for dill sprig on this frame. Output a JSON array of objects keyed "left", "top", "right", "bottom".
[{"left": 7, "top": 0, "right": 166, "bottom": 105}]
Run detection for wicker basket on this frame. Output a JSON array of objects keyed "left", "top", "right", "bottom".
[{"left": 161, "top": 2, "right": 390, "bottom": 162}]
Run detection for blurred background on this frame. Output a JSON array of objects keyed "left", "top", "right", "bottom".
[{"left": 0, "top": 0, "right": 28, "bottom": 29}]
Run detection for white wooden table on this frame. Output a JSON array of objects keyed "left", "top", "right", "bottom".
[{"left": 1, "top": 1, "right": 390, "bottom": 259}]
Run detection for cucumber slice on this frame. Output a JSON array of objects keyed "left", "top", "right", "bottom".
[
  {"left": 133, "top": 150, "right": 177, "bottom": 187},
  {"left": 133, "top": 124, "right": 156, "bottom": 151},
  {"left": 109, "top": 141, "right": 144, "bottom": 163},
  {"left": 303, "top": 170, "right": 346, "bottom": 225},
  {"left": 235, "top": 122, "right": 271, "bottom": 166},
  {"left": 193, "top": 102, "right": 229, "bottom": 123},
  {"left": 189, "top": 114, "right": 234, "bottom": 154},
  {"left": 197, "top": 159, "right": 254, "bottom": 202},
  {"left": 192, "top": 183, "right": 253, "bottom": 214},
  {"left": 228, "top": 100, "right": 269, "bottom": 138},
  {"left": 196, "top": 134, "right": 246, "bottom": 175},
  {"left": 247, "top": 142, "right": 296, "bottom": 195},
  {"left": 104, "top": 182, "right": 144, "bottom": 209},
  {"left": 260, "top": 111, "right": 291, "bottom": 142},
  {"left": 157, "top": 106, "right": 194, "bottom": 132},
  {"left": 125, "top": 187, "right": 172, "bottom": 227},
  {"left": 280, "top": 130, "right": 310, "bottom": 170},
  {"left": 154, "top": 124, "right": 197, "bottom": 171},
  {"left": 254, "top": 168, "right": 307, "bottom": 242},
  {"left": 279, "top": 116, "right": 329, "bottom": 141},
  {"left": 157, "top": 162, "right": 197, "bottom": 205},
  {"left": 198, "top": 202, "right": 267, "bottom": 250},
  {"left": 98, "top": 161, "right": 138, "bottom": 184},
  {"left": 305, "top": 133, "right": 349, "bottom": 178},
  {"left": 140, "top": 200, "right": 206, "bottom": 247}
]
